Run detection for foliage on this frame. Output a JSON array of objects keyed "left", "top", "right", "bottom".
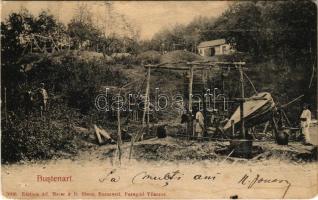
[
  {"left": 144, "top": 0, "right": 317, "bottom": 116},
  {"left": 26, "top": 54, "right": 128, "bottom": 113},
  {"left": 1, "top": 110, "right": 77, "bottom": 163},
  {"left": 136, "top": 50, "right": 161, "bottom": 64},
  {"left": 211, "top": 1, "right": 317, "bottom": 112},
  {"left": 146, "top": 16, "right": 215, "bottom": 52},
  {"left": 67, "top": 18, "right": 102, "bottom": 51}
]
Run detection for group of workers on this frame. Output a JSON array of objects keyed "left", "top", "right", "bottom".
[
  {"left": 180, "top": 103, "right": 313, "bottom": 145},
  {"left": 180, "top": 106, "right": 207, "bottom": 138},
  {"left": 24, "top": 83, "right": 49, "bottom": 117}
]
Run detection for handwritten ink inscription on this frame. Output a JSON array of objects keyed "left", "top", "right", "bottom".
[
  {"left": 238, "top": 173, "right": 291, "bottom": 198},
  {"left": 98, "top": 169, "right": 291, "bottom": 198}
]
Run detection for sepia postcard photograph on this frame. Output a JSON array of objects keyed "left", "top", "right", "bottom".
[{"left": 1, "top": 0, "right": 317, "bottom": 199}]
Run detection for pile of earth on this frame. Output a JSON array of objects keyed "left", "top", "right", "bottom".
[
  {"left": 137, "top": 50, "right": 161, "bottom": 64},
  {"left": 160, "top": 50, "right": 204, "bottom": 64},
  {"left": 100, "top": 137, "right": 226, "bottom": 161},
  {"left": 251, "top": 142, "right": 317, "bottom": 162},
  {"left": 70, "top": 50, "right": 113, "bottom": 63}
]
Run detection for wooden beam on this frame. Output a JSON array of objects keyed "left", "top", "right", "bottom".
[
  {"left": 141, "top": 66, "right": 151, "bottom": 140},
  {"left": 188, "top": 61, "right": 246, "bottom": 65},
  {"left": 117, "top": 104, "right": 122, "bottom": 164},
  {"left": 145, "top": 61, "right": 246, "bottom": 68},
  {"left": 189, "top": 66, "right": 194, "bottom": 112},
  {"left": 144, "top": 63, "right": 248, "bottom": 71},
  {"left": 281, "top": 94, "right": 304, "bottom": 108},
  {"left": 188, "top": 66, "right": 194, "bottom": 137},
  {"left": 239, "top": 65, "right": 245, "bottom": 139},
  {"left": 271, "top": 116, "right": 279, "bottom": 141},
  {"left": 234, "top": 97, "right": 268, "bottom": 101},
  {"left": 281, "top": 109, "right": 292, "bottom": 127},
  {"left": 145, "top": 65, "right": 190, "bottom": 70},
  {"left": 4, "top": 87, "right": 7, "bottom": 125},
  {"left": 202, "top": 69, "right": 208, "bottom": 136}
]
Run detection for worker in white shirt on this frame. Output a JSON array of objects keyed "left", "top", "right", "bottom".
[
  {"left": 39, "top": 83, "right": 48, "bottom": 117},
  {"left": 300, "top": 104, "right": 311, "bottom": 144},
  {"left": 195, "top": 107, "right": 205, "bottom": 138}
]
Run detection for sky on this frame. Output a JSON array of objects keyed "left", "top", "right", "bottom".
[{"left": 1, "top": 1, "right": 230, "bottom": 39}]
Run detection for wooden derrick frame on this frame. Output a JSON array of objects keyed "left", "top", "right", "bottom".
[
  {"left": 128, "top": 61, "right": 248, "bottom": 160},
  {"left": 24, "top": 33, "right": 71, "bottom": 54}
]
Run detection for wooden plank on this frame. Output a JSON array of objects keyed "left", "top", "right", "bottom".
[{"left": 94, "top": 125, "right": 103, "bottom": 144}]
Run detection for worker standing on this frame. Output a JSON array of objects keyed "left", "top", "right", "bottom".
[
  {"left": 300, "top": 104, "right": 311, "bottom": 144},
  {"left": 24, "top": 89, "right": 33, "bottom": 116},
  {"left": 39, "top": 83, "right": 49, "bottom": 117},
  {"left": 195, "top": 108, "right": 205, "bottom": 138}
]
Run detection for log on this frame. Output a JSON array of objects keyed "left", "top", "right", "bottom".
[{"left": 94, "top": 125, "right": 104, "bottom": 144}]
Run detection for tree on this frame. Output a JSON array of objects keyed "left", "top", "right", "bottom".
[
  {"left": 1, "top": 9, "right": 67, "bottom": 110},
  {"left": 67, "top": 3, "right": 103, "bottom": 50}
]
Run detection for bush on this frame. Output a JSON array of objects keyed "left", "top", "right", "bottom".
[
  {"left": 26, "top": 54, "right": 128, "bottom": 113},
  {"left": 136, "top": 50, "right": 161, "bottom": 64},
  {"left": 1, "top": 115, "right": 77, "bottom": 163}
]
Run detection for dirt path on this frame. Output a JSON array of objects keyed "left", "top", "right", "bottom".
[
  {"left": 2, "top": 156, "right": 317, "bottom": 199},
  {"left": 2, "top": 137, "right": 317, "bottom": 199}
]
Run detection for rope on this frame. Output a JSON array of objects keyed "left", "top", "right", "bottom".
[
  {"left": 308, "top": 58, "right": 316, "bottom": 88},
  {"left": 243, "top": 72, "right": 258, "bottom": 94}
]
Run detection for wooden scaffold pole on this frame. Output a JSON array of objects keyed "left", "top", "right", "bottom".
[
  {"left": 141, "top": 66, "right": 151, "bottom": 140},
  {"left": 238, "top": 64, "right": 245, "bottom": 139},
  {"left": 188, "top": 66, "right": 194, "bottom": 138},
  {"left": 202, "top": 69, "right": 208, "bottom": 136},
  {"left": 4, "top": 87, "right": 7, "bottom": 125},
  {"left": 117, "top": 102, "right": 122, "bottom": 164}
]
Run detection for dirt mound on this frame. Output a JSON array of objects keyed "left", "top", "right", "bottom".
[
  {"left": 137, "top": 50, "right": 161, "bottom": 64},
  {"left": 71, "top": 50, "right": 113, "bottom": 62},
  {"left": 130, "top": 137, "right": 220, "bottom": 161},
  {"left": 253, "top": 142, "right": 317, "bottom": 162},
  {"left": 160, "top": 50, "right": 204, "bottom": 64}
]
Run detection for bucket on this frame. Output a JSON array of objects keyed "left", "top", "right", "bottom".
[
  {"left": 276, "top": 129, "right": 289, "bottom": 145},
  {"left": 229, "top": 139, "right": 253, "bottom": 159}
]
